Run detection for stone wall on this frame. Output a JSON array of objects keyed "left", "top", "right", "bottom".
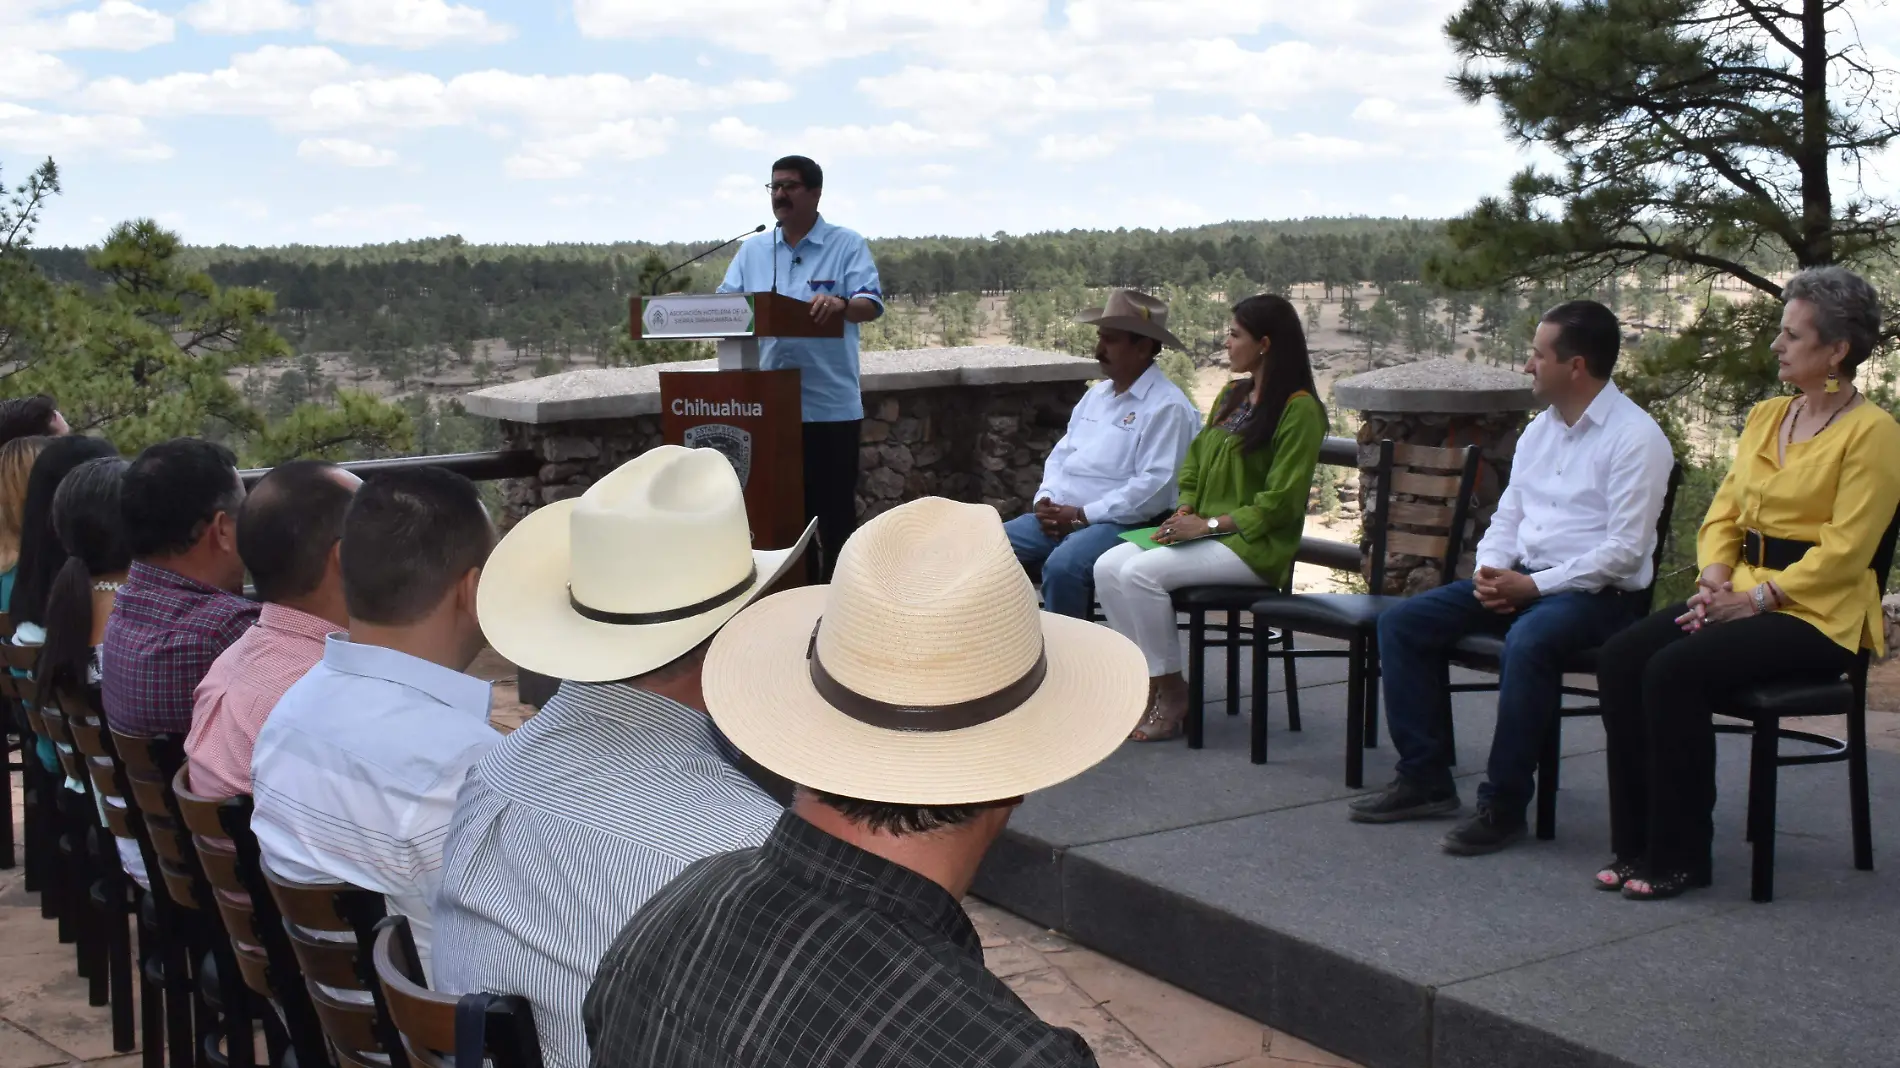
[{"left": 498, "top": 381, "right": 1084, "bottom": 528}]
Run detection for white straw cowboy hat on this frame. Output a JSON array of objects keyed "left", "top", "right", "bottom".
[
  {"left": 479, "top": 445, "right": 814, "bottom": 683},
  {"left": 1074, "top": 288, "right": 1185, "bottom": 351},
  {"left": 703, "top": 497, "right": 1147, "bottom": 805}
]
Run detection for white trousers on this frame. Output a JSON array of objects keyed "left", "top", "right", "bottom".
[{"left": 1093, "top": 539, "right": 1266, "bottom": 676}]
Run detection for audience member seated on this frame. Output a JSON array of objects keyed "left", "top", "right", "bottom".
[
  {"left": 1597, "top": 267, "right": 1900, "bottom": 900},
  {"left": 583, "top": 497, "right": 1146, "bottom": 1068},
  {"left": 252, "top": 468, "right": 499, "bottom": 969},
  {"left": 12, "top": 436, "right": 119, "bottom": 771},
  {"left": 0, "top": 394, "right": 70, "bottom": 447},
  {"left": 37, "top": 456, "right": 139, "bottom": 883},
  {"left": 186, "top": 461, "right": 361, "bottom": 798},
  {"left": 101, "top": 439, "right": 258, "bottom": 737},
  {"left": 1091, "top": 294, "right": 1325, "bottom": 742},
  {"left": 1351, "top": 300, "right": 1674, "bottom": 855},
  {"left": 1005, "top": 289, "right": 1199, "bottom": 619},
  {"left": 0, "top": 435, "right": 52, "bottom": 612},
  {"left": 435, "top": 447, "right": 812, "bottom": 1068}
]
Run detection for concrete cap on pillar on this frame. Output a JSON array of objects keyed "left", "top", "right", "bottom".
[{"left": 1332, "top": 358, "right": 1536, "bottom": 414}]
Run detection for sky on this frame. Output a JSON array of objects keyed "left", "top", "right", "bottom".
[{"left": 0, "top": 0, "right": 1613, "bottom": 247}]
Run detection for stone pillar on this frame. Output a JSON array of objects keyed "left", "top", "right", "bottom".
[{"left": 1332, "top": 358, "right": 1536, "bottom": 595}]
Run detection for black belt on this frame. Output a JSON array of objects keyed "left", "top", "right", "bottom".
[{"left": 1742, "top": 529, "right": 1813, "bottom": 571}]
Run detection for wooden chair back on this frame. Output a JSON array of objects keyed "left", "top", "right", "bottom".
[
  {"left": 109, "top": 730, "right": 204, "bottom": 911},
  {"left": 1361, "top": 441, "right": 1483, "bottom": 594},
  {"left": 173, "top": 767, "right": 274, "bottom": 996},
  {"left": 39, "top": 685, "right": 94, "bottom": 787},
  {"left": 65, "top": 696, "right": 143, "bottom": 845},
  {"left": 372, "top": 916, "right": 545, "bottom": 1068},
  {"left": 4, "top": 642, "right": 45, "bottom": 733},
  {"left": 264, "top": 867, "right": 410, "bottom": 1068}
]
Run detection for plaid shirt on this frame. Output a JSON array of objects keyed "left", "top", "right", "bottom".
[
  {"left": 102, "top": 561, "right": 259, "bottom": 737},
  {"left": 584, "top": 812, "right": 1099, "bottom": 1068}
]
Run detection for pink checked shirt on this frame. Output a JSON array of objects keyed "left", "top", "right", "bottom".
[{"left": 186, "top": 602, "right": 335, "bottom": 798}]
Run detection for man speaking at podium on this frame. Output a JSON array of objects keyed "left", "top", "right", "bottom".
[{"left": 717, "top": 155, "right": 884, "bottom": 581}]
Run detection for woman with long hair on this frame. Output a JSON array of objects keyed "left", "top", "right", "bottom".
[
  {"left": 12, "top": 435, "right": 120, "bottom": 643},
  {"left": 1093, "top": 293, "right": 1327, "bottom": 741},
  {"left": 0, "top": 434, "right": 52, "bottom": 611},
  {"left": 40, "top": 457, "right": 132, "bottom": 696}
]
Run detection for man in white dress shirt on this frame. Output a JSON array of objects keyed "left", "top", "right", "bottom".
[
  {"left": 1351, "top": 300, "right": 1674, "bottom": 855},
  {"left": 433, "top": 447, "right": 812, "bottom": 1068},
  {"left": 1007, "top": 289, "right": 1200, "bottom": 618},
  {"left": 251, "top": 468, "right": 499, "bottom": 970}
]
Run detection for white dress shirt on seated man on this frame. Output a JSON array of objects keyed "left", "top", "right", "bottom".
[
  {"left": 251, "top": 634, "right": 498, "bottom": 972},
  {"left": 1035, "top": 361, "right": 1200, "bottom": 524},
  {"left": 1475, "top": 380, "right": 1675, "bottom": 593},
  {"left": 432, "top": 682, "right": 781, "bottom": 1068}
]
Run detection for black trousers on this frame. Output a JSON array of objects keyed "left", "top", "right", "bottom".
[
  {"left": 802, "top": 419, "right": 863, "bottom": 582},
  {"left": 1598, "top": 603, "right": 1855, "bottom": 878}
]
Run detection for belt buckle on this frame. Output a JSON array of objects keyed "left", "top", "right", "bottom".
[{"left": 1744, "top": 528, "right": 1763, "bottom": 568}]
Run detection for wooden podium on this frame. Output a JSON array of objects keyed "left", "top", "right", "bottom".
[{"left": 633, "top": 292, "right": 841, "bottom": 554}]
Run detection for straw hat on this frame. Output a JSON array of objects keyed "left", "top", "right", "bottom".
[
  {"left": 1074, "top": 288, "right": 1185, "bottom": 350},
  {"left": 478, "top": 445, "right": 814, "bottom": 683},
  {"left": 703, "top": 497, "right": 1147, "bottom": 804}
]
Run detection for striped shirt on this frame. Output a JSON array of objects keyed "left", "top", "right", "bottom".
[
  {"left": 584, "top": 812, "right": 1099, "bottom": 1068},
  {"left": 433, "top": 682, "right": 780, "bottom": 1068},
  {"left": 186, "top": 602, "right": 334, "bottom": 798},
  {"left": 251, "top": 635, "right": 497, "bottom": 971}
]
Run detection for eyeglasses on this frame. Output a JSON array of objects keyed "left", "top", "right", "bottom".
[{"left": 766, "top": 180, "right": 806, "bottom": 193}]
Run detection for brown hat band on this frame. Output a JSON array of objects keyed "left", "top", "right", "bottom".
[
  {"left": 568, "top": 565, "right": 757, "bottom": 626},
  {"left": 806, "top": 621, "right": 1047, "bottom": 733}
]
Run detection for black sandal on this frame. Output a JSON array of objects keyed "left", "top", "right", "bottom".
[
  {"left": 1593, "top": 859, "right": 1640, "bottom": 892},
  {"left": 1621, "top": 869, "right": 1710, "bottom": 901}
]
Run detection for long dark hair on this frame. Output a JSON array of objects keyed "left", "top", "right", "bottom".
[
  {"left": 1212, "top": 294, "right": 1325, "bottom": 454},
  {"left": 41, "top": 457, "right": 130, "bottom": 694},
  {"left": 13, "top": 435, "right": 119, "bottom": 627}
]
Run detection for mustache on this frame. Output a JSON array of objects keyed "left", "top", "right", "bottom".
[{"left": 772, "top": 198, "right": 791, "bottom": 210}]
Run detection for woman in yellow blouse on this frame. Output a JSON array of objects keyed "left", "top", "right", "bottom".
[{"left": 1596, "top": 266, "right": 1900, "bottom": 900}]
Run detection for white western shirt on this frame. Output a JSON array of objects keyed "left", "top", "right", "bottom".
[
  {"left": 251, "top": 635, "right": 498, "bottom": 972},
  {"left": 1475, "top": 381, "right": 1675, "bottom": 594},
  {"left": 1034, "top": 362, "right": 1201, "bottom": 526}
]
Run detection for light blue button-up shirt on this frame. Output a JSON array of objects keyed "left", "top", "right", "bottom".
[{"left": 717, "top": 214, "right": 884, "bottom": 423}]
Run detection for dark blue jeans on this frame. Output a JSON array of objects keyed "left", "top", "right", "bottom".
[
  {"left": 1003, "top": 512, "right": 1138, "bottom": 619},
  {"left": 1376, "top": 578, "right": 1637, "bottom": 816}
]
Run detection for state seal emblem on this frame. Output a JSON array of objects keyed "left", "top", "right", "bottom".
[{"left": 684, "top": 423, "right": 754, "bottom": 487}]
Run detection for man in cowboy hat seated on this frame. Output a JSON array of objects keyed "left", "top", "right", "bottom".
[
  {"left": 433, "top": 446, "right": 814, "bottom": 1068},
  {"left": 584, "top": 497, "right": 1147, "bottom": 1068},
  {"left": 1007, "top": 288, "right": 1199, "bottom": 618}
]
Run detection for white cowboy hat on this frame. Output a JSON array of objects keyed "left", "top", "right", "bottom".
[
  {"left": 702, "top": 497, "right": 1147, "bottom": 805},
  {"left": 479, "top": 445, "right": 814, "bottom": 683},
  {"left": 1074, "top": 288, "right": 1186, "bottom": 351}
]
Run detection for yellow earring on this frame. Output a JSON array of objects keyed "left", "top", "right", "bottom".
[{"left": 1826, "top": 370, "right": 1841, "bottom": 394}]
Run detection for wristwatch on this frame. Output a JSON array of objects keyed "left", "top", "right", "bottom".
[{"left": 1207, "top": 517, "right": 1222, "bottom": 533}]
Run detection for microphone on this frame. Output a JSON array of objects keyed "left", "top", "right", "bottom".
[
  {"left": 772, "top": 221, "right": 782, "bottom": 296},
  {"left": 650, "top": 223, "right": 766, "bottom": 295}
]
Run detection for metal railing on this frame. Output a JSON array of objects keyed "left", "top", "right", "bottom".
[{"left": 240, "top": 450, "right": 539, "bottom": 487}]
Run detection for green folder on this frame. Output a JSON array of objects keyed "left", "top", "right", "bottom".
[{"left": 1119, "top": 525, "right": 1236, "bottom": 550}]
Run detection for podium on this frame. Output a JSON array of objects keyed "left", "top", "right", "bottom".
[{"left": 633, "top": 292, "right": 841, "bottom": 554}]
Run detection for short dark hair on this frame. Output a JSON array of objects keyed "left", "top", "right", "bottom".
[
  {"left": 340, "top": 468, "right": 494, "bottom": 625},
  {"left": 1540, "top": 300, "right": 1621, "bottom": 379},
  {"left": 240, "top": 461, "right": 357, "bottom": 604},
  {"left": 771, "top": 155, "right": 823, "bottom": 189},
  {"left": 13, "top": 436, "right": 119, "bottom": 626},
  {"left": 122, "top": 439, "right": 243, "bottom": 559},
  {"left": 807, "top": 789, "right": 1008, "bottom": 836},
  {"left": 0, "top": 395, "right": 61, "bottom": 447}
]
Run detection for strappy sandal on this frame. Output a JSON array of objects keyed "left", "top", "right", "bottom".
[
  {"left": 1128, "top": 703, "right": 1187, "bottom": 743},
  {"left": 1594, "top": 859, "right": 1640, "bottom": 892},
  {"left": 1621, "top": 869, "right": 1710, "bottom": 901}
]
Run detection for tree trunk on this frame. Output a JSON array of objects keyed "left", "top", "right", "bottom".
[{"left": 1797, "top": 0, "right": 1834, "bottom": 267}]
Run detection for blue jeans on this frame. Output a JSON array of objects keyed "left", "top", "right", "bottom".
[
  {"left": 1376, "top": 579, "right": 1636, "bottom": 816},
  {"left": 1004, "top": 512, "right": 1138, "bottom": 619}
]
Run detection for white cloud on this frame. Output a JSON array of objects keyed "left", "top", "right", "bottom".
[
  {"left": 1035, "top": 132, "right": 1117, "bottom": 162},
  {"left": 82, "top": 45, "right": 354, "bottom": 116},
  {"left": 13, "top": 1, "right": 174, "bottom": 51},
  {"left": 0, "top": 102, "right": 171, "bottom": 159},
  {"left": 1166, "top": 113, "right": 1397, "bottom": 162},
  {"left": 707, "top": 115, "right": 766, "bottom": 149},
  {"left": 312, "top": 0, "right": 511, "bottom": 48},
  {"left": 0, "top": 48, "right": 82, "bottom": 99},
  {"left": 800, "top": 121, "right": 985, "bottom": 157},
  {"left": 549, "top": 192, "right": 615, "bottom": 208},
  {"left": 876, "top": 184, "right": 948, "bottom": 204},
  {"left": 505, "top": 117, "right": 675, "bottom": 179},
  {"left": 310, "top": 201, "right": 425, "bottom": 229},
  {"left": 181, "top": 0, "right": 307, "bottom": 34},
  {"left": 296, "top": 136, "right": 397, "bottom": 166},
  {"left": 573, "top": 0, "right": 1043, "bottom": 70}
]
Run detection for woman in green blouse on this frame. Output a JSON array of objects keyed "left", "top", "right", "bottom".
[{"left": 1093, "top": 293, "right": 1326, "bottom": 741}]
